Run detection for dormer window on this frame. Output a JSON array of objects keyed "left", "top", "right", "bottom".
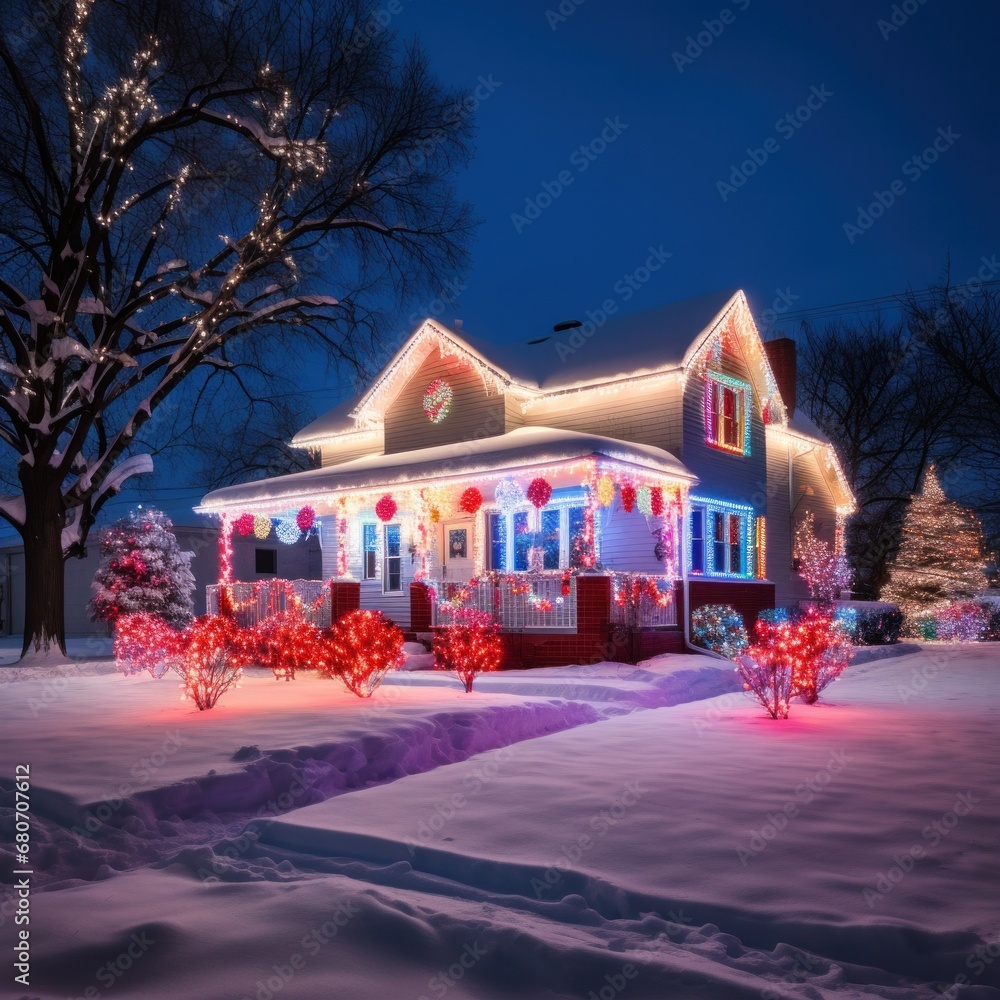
[{"left": 705, "top": 372, "right": 751, "bottom": 456}]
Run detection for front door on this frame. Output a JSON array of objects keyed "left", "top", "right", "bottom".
[{"left": 441, "top": 522, "right": 472, "bottom": 581}]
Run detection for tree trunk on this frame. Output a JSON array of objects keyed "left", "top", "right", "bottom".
[{"left": 19, "top": 478, "right": 68, "bottom": 660}]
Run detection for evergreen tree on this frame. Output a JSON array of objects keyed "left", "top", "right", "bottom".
[
  {"left": 90, "top": 509, "right": 195, "bottom": 627},
  {"left": 882, "top": 467, "right": 987, "bottom": 619}
]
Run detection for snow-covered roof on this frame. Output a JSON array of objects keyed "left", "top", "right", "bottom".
[
  {"left": 197, "top": 426, "right": 696, "bottom": 513},
  {"left": 785, "top": 411, "right": 831, "bottom": 445},
  {"left": 459, "top": 289, "right": 739, "bottom": 390},
  {"left": 291, "top": 395, "right": 364, "bottom": 447}
]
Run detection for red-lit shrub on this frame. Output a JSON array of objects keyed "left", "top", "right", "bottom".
[
  {"left": 114, "top": 613, "right": 185, "bottom": 677},
  {"left": 252, "top": 608, "right": 327, "bottom": 681},
  {"left": 433, "top": 608, "right": 504, "bottom": 693},
  {"left": 181, "top": 614, "right": 251, "bottom": 710},
  {"left": 735, "top": 651, "right": 792, "bottom": 720},
  {"left": 750, "top": 605, "right": 852, "bottom": 706},
  {"left": 324, "top": 609, "right": 405, "bottom": 697}
]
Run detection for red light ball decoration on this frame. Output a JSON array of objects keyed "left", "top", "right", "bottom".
[
  {"left": 234, "top": 513, "right": 255, "bottom": 536},
  {"left": 458, "top": 486, "right": 483, "bottom": 514},
  {"left": 527, "top": 477, "right": 552, "bottom": 509},
  {"left": 296, "top": 505, "right": 316, "bottom": 532},
  {"left": 375, "top": 494, "right": 398, "bottom": 522}
]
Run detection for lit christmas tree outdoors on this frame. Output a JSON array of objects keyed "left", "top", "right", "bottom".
[
  {"left": 90, "top": 508, "right": 196, "bottom": 627},
  {"left": 882, "top": 467, "right": 987, "bottom": 622}
]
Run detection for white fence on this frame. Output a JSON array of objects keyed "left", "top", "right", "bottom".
[
  {"left": 431, "top": 575, "right": 577, "bottom": 632},
  {"left": 206, "top": 580, "right": 331, "bottom": 628}
]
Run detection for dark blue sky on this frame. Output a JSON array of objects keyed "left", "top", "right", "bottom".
[
  {"left": 8, "top": 0, "right": 990, "bottom": 536},
  {"left": 393, "top": 0, "right": 996, "bottom": 342}
]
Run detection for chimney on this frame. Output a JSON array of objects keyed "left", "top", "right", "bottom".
[{"left": 763, "top": 337, "right": 796, "bottom": 417}]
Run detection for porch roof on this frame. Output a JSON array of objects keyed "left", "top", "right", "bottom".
[{"left": 196, "top": 426, "right": 696, "bottom": 514}]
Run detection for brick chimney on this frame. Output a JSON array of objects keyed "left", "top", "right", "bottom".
[{"left": 763, "top": 338, "right": 796, "bottom": 417}]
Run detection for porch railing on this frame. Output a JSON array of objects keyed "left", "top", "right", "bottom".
[
  {"left": 206, "top": 579, "right": 332, "bottom": 629},
  {"left": 430, "top": 575, "right": 577, "bottom": 632},
  {"left": 609, "top": 573, "right": 678, "bottom": 628}
]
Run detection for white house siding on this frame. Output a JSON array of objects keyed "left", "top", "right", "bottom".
[
  {"left": 383, "top": 353, "right": 508, "bottom": 456},
  {"left": 520, "top": 380, "right": 684, "bottom": 455},
  {"left": 597, "top": 502, "right": 670, "bottom": 574},
  {"left": 765, "top": 431, "right": 842, "bottom": 608},
  {"left": 320, "top": 430, "right": 384, "bottom": 468}
]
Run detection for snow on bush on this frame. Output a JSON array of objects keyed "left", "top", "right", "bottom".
[
  {"left": 90, "top": 508, "right": 195, "bottom": 627},
  {"left": 691, "top": 604, "right": 748, "bottom": 658},
  {"left": 181, "top": 615, "right": 251, "bottom": 711},
  {"left": 252, "top": 608, "right": 327, "bottom": 681},
  {"left": 113, "top": 613, "right": 185, "bottom": 677},
  {"left": 323, "top": 609, "right": 405, "bottom": 697},
  {"left": 433, "top": 608, "right": 505, "bottom": 692}
]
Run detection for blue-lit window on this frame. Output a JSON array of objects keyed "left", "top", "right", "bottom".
[
  {"left": 487, "top": 512, "right": 507, "bottom": 570},
  {"left": 690, "top": 509, "right": 705, "bottom": 574},
  {"left": 512, "top": 511, "right": 531, "bottom": 571},
  {"left": 568, "top": 506, "right": 587, "bottom": 569},
  {"left": 383, "top": 523, "right": 402, "bottom": 593},
  {"left": 541, "top": 509, "right": 561, "bottom": 569},
  {"left": 362, "top": 523, "right": 378, "bottom": 580},
  {"left": 689, "top": 498, "right": 753, "bottom": 577}
]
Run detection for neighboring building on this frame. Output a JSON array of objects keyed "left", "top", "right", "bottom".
[
  {"left": 197, "top": 290, "right": 854, "bottom": 664},
  {"left": 0, "top": 519, "right": 321, "bottom": 639}
]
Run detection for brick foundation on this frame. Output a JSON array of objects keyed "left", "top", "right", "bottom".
[
  {"left": 409, "top": 582, "right": 433, "bottom": 632},
  {"left": 330, "top": 580, "right": 361, "bottom": 620},
  {"left": 688, "top": 579, "right": 775, "bottom": 631}
]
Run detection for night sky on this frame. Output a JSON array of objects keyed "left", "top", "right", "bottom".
[
  {"left": 10, "top": 0, "right": 992, "bottom": 531},
  {"left": 395, "top": 0, "right": 997, "bottom": 343}
]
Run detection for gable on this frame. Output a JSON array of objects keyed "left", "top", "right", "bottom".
[{"left": 383, "top": 346, "right": 509, "bottom": 454}]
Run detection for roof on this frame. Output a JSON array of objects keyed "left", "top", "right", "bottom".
[
  {"left": 458, "top": 289, "right": 739, "bottom": 390},
  {"left": 198, "top": 426, "right": 696, "bottom": 513},
  {"left": 785, "top": 411, "right": 831, "bottom": 445},
  {"left": 291, "top": 394, "right": 364, "bottom": 447}
]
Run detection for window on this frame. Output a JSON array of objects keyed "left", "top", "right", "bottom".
[
  {"left": 690, "top": 509, "right": 705, "bottom": 574},
  {"left": 688, "top": 497, "right": 754, "bottom": 577},
  {"left": 383, "top": 523, "right": 402, "bottom": 593},
  {"left": 255, "top": 548, "right": 277, "bottom": 575},
  {"left": 487, "top": 503, "right": 588, "bottom": 571},
  {"left": 362, "top": 523, "right": 378, "bottom": 580},
  {"left": 487, "top": 512, "right": 506, "bottom": 571},
  {"left": 541, "top": 508, "right": 561, "bottom": 570},
  {"left": 705, "top": 374, "right": 751, "bottom": 455},
  {"left": 568, "top": 506, "right": 587, "bottom": 569}
]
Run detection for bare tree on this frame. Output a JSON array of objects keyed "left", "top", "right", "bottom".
[
  {"left": 0, "top": 0, "right": 473, "bottom": 658},
  {"left": 905, "top": 280, "right": 1000, "bottom": 555},
  {"left": 797, "top": 315, "right": 961, "bottom": 596}
]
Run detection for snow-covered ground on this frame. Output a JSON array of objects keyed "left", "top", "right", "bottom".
[{"left": 2, "top": 645, "right": 998, "bottom": 999}]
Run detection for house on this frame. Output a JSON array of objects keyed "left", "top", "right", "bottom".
[{"left": 196, "top": 289, "right": 854, "bottom": 665}]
